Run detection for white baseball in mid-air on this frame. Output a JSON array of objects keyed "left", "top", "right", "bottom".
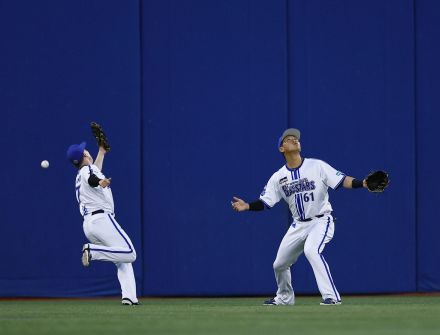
[{"left": 41, "top": 160, "right": 49, "bottom": 169}]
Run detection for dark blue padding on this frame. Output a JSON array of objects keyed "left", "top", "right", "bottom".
[
  {"left": 415, "top": 0, "right": 440, "bottom": 291},
  {"left": 140, "top": 0, "right": 289, "bottom": 296},
  {"left": 287, "top": 0, "right": 416, "bottom": 293},
  {"left": 2, "top": 0, "right": 440, "bottom": 297},
  {"left": 0, "top": 0, "right": 142, "bottom": 297}
]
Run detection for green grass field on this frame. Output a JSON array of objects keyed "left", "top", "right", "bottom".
[{"left": 1, "top": 296, "right": 439, "bottom": 335}]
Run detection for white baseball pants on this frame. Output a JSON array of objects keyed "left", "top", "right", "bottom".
[
  {"left": 83, "top": 213, "right": 138, "bottom": 303},
  {"left": 273, "top": 214, "right": 341, "bottom": 305}
]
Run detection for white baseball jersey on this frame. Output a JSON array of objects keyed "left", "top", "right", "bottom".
[
  {"left": 259, "top": 158, "right": 345, "bottom": 221},
  {"left": 75, "top": 164, "right": 114, "bottom": 216}
]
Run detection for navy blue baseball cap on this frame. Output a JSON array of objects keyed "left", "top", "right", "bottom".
[
  {"left": 278, "top": 128, "right": 300, "bottom": 148},
  {"left": 66, "top": 141, "right": 86, "bottom": 165}
]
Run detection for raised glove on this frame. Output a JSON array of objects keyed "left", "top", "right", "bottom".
[
  {"left": 365, "top": 170, "right": 389, "bottom": 193},
  {"left": 90, "top": 122, "right": 111, "bottom": 152}
]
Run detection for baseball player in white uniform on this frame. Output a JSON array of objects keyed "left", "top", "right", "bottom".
[
  {"left": 232, "top": 128, "right": 368, "bottom": 306},
  {"left": 66, "top": 141, "right": 139, "bottom": 305}
]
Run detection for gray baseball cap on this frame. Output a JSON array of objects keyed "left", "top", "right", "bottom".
[{"left": 277, "top": 128, "right": 301, "bottom": 148}]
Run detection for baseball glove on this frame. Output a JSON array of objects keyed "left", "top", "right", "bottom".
[
  {"left": 90, "top": 122, "right": 111, "bottom": 151},
  {"left": 365, "top": 170, "right": 389, "bottom": 193}
]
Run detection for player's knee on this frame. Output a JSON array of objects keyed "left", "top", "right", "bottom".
[
  {"left": 128, "top": 249, "right": 137, "bottom": 263},
  {"left": 273, "top": 259, "right": 288, "bottom": 272},
  {"left": 126, "top": 247, "right": 137, "bottom": 263},
  {"left": 304, "top": 245, "right": 319, "bottom": 261}
]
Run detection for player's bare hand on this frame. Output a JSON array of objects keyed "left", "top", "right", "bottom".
[
  {"left": 99, "top": 177, "right": 112, "bottom": 188},
  {"left": 98, "top": 146, "right": 108, "bottom": 154},
  {"left": 231, "top": 196, "right": 249, "bottom": 212}
]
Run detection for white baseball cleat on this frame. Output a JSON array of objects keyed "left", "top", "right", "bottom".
[{"left": 82, "top": 244, "right": 91, "bottom": 267}]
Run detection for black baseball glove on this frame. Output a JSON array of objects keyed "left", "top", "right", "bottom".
[
  {"left": 365, "top": 170, "right": 389, "bottom": 193},
  {"left": 90, "top": 122, "right": 111, "bottom": 152}
]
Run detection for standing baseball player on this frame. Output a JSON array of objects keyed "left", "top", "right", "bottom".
[
  {"left": 66, "top": 123, "right": 139, "bottom": 306},
  {"left": 231, "top": 128, "right": 388, "bottom": 305}
]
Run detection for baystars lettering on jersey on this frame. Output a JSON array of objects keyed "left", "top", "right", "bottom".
[
  {"left": 75, "top": 165, "right": 114, "bottom": 216},
  {"left": 281, "top": 178, "right": 316, "bottom": 196},
  {"left": 259, "top": 158, "right": 345, "bottom": 221}
]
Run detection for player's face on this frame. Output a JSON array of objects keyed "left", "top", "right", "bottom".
[
  {"left": 280, "top": 136, "right": 301, "bottom": 153},
  {"left": 83, "top": 150, "right": 94, "bottom": 164}
]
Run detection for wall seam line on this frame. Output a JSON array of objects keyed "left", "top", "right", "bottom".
[
  {"left": 138, "top": 0, "right": 146, "bottom": 296},
  {"left": 285, "top": 0, "right": 291, "bottom": 229},
  {"left": 413, "top": 0, "right": 419, "bottom": 292}
]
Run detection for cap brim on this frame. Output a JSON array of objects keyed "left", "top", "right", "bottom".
[
  {"left": 282, "top": 129, "right": 300, "bottom": 140},
  {"left": 278, "top": 128, "right": 300, "bottom": 148}
]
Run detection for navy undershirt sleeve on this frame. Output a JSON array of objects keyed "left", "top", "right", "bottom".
[
  {"left": 249, "top": 199, "right": 265, "bottom": 211},
  {"left": 88, "top": 174, "right": 101, "bottom": 187}
]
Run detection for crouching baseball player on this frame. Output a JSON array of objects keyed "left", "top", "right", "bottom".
[
  {"left": 231, "top": 128, "right": 388, "bottom": 306},
  {"left": 66, "top": 123, "right": 139, "bottom": 306}
]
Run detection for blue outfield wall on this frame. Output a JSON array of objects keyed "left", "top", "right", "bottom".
[
  {"left": 0, "top": 0, "right": 439, "bottom": 297},
  {"left": 141, "top": 0, "right": 289, "bottom": 296},
  {"left": 415, "top": 0, "right": 440, "bottom": 291},
  {"left": 286, "top": 0, "right": 416, "bottom": 293},
  {"left": 0, "top": 0, "right": 142, "bottom": 297}
]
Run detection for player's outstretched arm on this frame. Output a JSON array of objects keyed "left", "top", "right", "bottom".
[
  {"left": 231, "top": 197, "right": 250, "bottom": 212},
  {"left": 90, "top": 122, "right": 111, "bottom": 171},
  {"left": 94, "top": 146, "right": 107, "bottom": 171},
  {"left": 231, "top": 197, "right": 266, "bottom": 212},
  {"left": 343, "top": 171, "right": 390, "bottom": 192},
  {"left": 342, "top": 176, "right": 367, "bottom": 189}
]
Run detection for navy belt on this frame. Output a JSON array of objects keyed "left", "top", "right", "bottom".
[
  {"left": 91, "top": 209, "right": 104, "bottom": 215},
  {"left": 298, "top": 214, "right": 325, "bottom": 222}
]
